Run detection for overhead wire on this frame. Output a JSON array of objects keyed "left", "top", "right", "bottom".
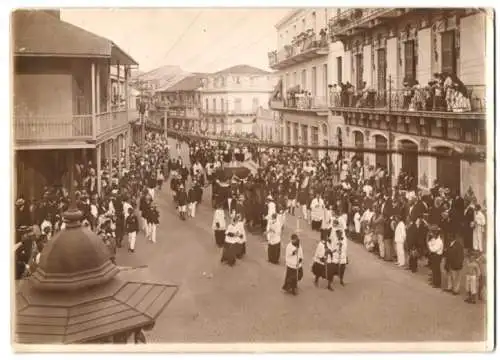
[
  {"left": 182, "top": 10, "right": 255, "bottom": 70},
  {"left": 160, "top": 10, "right": 204, "bottom": 64}
]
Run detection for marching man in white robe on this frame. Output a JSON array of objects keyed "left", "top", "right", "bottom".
[
  {"left": 212, "top": 203, "right": 226, "bottom": 248},
  {"left": 282, "top": 234, "right": 304, "bottom": 296},
  {"left": 331, "top": 223, "right": 348, "bottom": 286},
  {"left": 221, "top": 217, "right": 241, "bottom": 266},
  {"left": 320, "top": 205, "right": 334, "bottom": 241},
  {"left": 235, "top": 214, "right": 247, "bottom": 259},
  {"left": 310, "top": 193, "right": 325, "bottom": 232},
  {"left": 312, "top": 236, "right": 336, "bottom": 290},
  {"left": 266, "top": 213, "right": 282, "bottom": 264}
]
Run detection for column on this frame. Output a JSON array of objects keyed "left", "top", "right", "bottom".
[
  {"left": 364, "top": 132, "right": 375, "bottom": 168},
  {"left": 96, "top": 145, "right": 102, "bottom": 195},
  {"left": 363, "top": 43, "right": 373, "bottom": 87},
  {"left": 96, "top": 63, "right": 101, "bottom": 114},
  {"left": 91, "top": 63, "right": 97, "bottom": 139},
  {"left": 117, "top": 136, "right": 122, "bottom": 178},
  {"left": 125, "top": 131, "right": 131, "bottom": 169},
  {"left": 392, "top": 152, "right": 402, "bottom": 185},
  {"left": 107, "top": 59, "right": 112, "bottom": 112},
  {"left": 117, "top": 63, "right": 121, "bottom": 109}
]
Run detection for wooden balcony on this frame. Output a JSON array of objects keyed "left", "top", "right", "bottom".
[{"left": 14, "top": 109, "right": 137, "bottom": 149}]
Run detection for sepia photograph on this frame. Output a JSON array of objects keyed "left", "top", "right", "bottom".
[{"left": 10, "top": 4, "right": 494, "bottom": 352}]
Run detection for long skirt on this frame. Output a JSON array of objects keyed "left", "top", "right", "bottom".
[
  {"left": 214, "top": 230, "right": 225, "bottom": 247},
  {"left": 235, "top": 242, "right": 246, "bottom": 259},
  {"left": 312, "top": 261, "right": 335, "bottom": 282},
  {"left": 267, "top": 243, "right": 281, "bottom": 264},
  {"left": 311, "top": 220, "right": 322, "bottom": 231},
  {"left": 221, "top": 242, "right": 238, "bottom": 266},
  {"left": 282, "top": 266, "right": 303, "bottom": 292}
]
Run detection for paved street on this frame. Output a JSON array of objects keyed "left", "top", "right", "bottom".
[{"left": 115, "top": 138, "right": 486, "bottom": 343}]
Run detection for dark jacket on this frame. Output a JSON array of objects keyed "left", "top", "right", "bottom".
[
  {"left": 444, "top": 240, "right": 464, "bottom": 271},
  {"left": 125, "top": 214, "right": 139, "bottom": 233}
]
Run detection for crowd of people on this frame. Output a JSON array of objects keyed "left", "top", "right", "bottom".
[
  {"left": 171, "top": 133, "right": 487, "bottom": 302},
  {"left": 329, "top": 72, "right": 478, "bottom": 113},
  {"left": 15, "top": 128, "right": 488, "bottom": 304},
  {"left": 14, "top": 133, "right": 170, "bottom": 280}
]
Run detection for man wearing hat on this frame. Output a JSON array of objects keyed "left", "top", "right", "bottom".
[{"left": 264, "top": 195, "right": 276, "bottom": 232}]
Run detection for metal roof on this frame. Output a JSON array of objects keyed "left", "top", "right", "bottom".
[{"left": 12, "top": 10, "right": 138, "bottom": 65}]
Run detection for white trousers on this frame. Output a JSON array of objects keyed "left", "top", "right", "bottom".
[
  {"left": 301, "top": 204, "right": 308, "bottom": 220},
  {"left": 142, "top": 217, "right": 148, "bottom": 232},
  {"left": 147, "top": 223, "right": 157, "bottom": 243},
  {"left": 189, "top": 202, "right": 197, "bottom": 217},
  {"left": 128, "top": 231, "right": 137, "bottom": 250},
  {"left": 465, "top": 275, "right": 478, "bottom": 294},
  {"left": 395, "top": 242, "right": 405, "bottom": 266},
  {"left": 473, "top": 229, "right": 483, "bottom": 252},
  {"left": 148, "top": 187, "right": 155, "bottom": 199}
]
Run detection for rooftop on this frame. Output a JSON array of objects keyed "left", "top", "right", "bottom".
[
  {"left": 214, "top": 64, "right": 271, "bottom": 76},
  {"left": 160, "top": 73, "right": 207, "bottom": 92},
  {"left": 12, "top": 9, "right": 137, "bottom": 65}
]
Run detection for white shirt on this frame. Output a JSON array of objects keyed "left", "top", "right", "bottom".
[
  {"left": 428, "top": 236, "right": 444, "bottom": 255},
  {"left": 353, "top": 212, "right": 361, "bottom": 233},
  {"left": 266, "top": 219, "right": 282, "bottom": 245},
  {"left": 267, "top": 201, "right": 276, "bottom": 218},
  {"left": 338, "top": 213, "right": 348, "bottom": 230},
  {"left": 361, "top": 209, "right": 374, "bottom": 223},
  {"left": 212, "top": 209, "right": 226, "bottom": 230},
  {"left": 123, "top": 202, "right": 132, "bottom": 218},
  {"left": 225, "top": 224, "right": 240, "bottom": 244},
  {"left": 313, "top": 241, "right": 334, "bottom": 264},
  {"left": 363, "top": 184, "right": 373, "bottom": 197},
  {"left": 475, "top": 210, "right": 486, "bottom": 227},
  {"left": 394, "top": 221, "right": 406, "bottom": 244},
  {"left": 285, "top": 243, "right": 304, "bottom": 269}
]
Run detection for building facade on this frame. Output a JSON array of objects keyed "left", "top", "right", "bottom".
[
  {"left": 156, "top": 74, "right": 205, "bottom": 132},
  {"left": 200, "top": 65, "right": 275, "bottom": 135},
  {"left": 326, "top": 8, "right": 487, "bottom": 203},
  {"left": 255, "top": 107, "right": 281, "bottom": 141},
  {"left": 13, "top": 10, "right": 138, "bottom": 198},
  {"left": 268, "top": 8, "right": 339, "bottom": 159}
]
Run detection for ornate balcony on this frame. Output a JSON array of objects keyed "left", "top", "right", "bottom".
[
  {"left": 328, "top": 8, "right": 406, "bottom": 40},
  {"left": 269, "top": 95, "right": 329, "bottom": 116},
  {"left": 329, "top": 85, "right": 486, "bottom": 145},
  {"left": 268, "top": 29, "right": 329, "bottom": 70}
]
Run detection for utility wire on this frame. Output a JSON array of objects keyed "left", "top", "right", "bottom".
[
  {"left": 160, "top": 10, "right": 204, "bottom": 63},
  {"left": 198, "top": 30, "right": 274, "bottom": 72},
  {"left": 183, "top": 10, "right": 254, "bottom": 70}
]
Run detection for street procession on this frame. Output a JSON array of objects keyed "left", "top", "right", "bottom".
[{"left": 12, "top": 7, "right": 490, "bottom": 347}]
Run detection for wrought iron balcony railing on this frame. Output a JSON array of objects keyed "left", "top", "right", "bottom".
[
  {"left": 268, "top": 29, "right": 329, "bottom": 69},
  {"left": 329, "top": 85, "right": 486, "bottom": 114},
  {"left": 270, "top": 95, "right": 328, "bottom": 111}
]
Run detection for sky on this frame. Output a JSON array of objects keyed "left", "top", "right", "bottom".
[{"left": 62, "top": 8, "right": 292, "bottom": 74}]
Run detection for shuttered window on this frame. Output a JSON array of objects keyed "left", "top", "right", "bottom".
[
  {"left": 441, "top": 30, "right": 456, "bottom": 75},
  {"left": 404, "top": 40, "right": 416, "bottom": 82},
  {"left": 377, "top": 49, "right": 386, "bottom": 92}
]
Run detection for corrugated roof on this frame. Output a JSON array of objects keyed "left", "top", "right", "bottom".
[
  {"left": 161, "top": 74, "right": 206, "bottom": 92},
  {"left": 215, "top": 64, "right": 270, "bottom": 75},
  {"left": 12, "top": 10, "right": 137, "bottom": 65}
]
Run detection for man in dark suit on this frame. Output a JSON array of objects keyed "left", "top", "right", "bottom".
[{"left": 443, "top": 234, "right": 464, "bottom": 295}]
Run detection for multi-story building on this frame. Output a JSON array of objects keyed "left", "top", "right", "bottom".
[
  {"left": 156, "top": 73, "right": 205, "bottom": 132},
  {"left": 268, "top": 8, "right": 338, "bottom": 159},
  {"left": 327, "top": 8, "right": 488, "bottom": 203},
  {"left": 200, "top": 65, "right": 275, "bottom": 134},
  {"left": 255, "top": 107, "right": 281, "bottom": 142},
  {"left": 13, "top": 9, "right": 138, "bottom": 198}
]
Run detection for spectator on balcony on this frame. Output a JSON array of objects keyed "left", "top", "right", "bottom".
[
  {"left": 409, "top": 81, "right": 426, "bottom": 111},
  {"left": 354, "top": 81, "right": 368, "bottom": 108},
  {"left": 330, "top": 84, "right": 341, "bottom": 107},
  {"left": 402, "top": 80, "right": 415, "bottom": 110}
]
